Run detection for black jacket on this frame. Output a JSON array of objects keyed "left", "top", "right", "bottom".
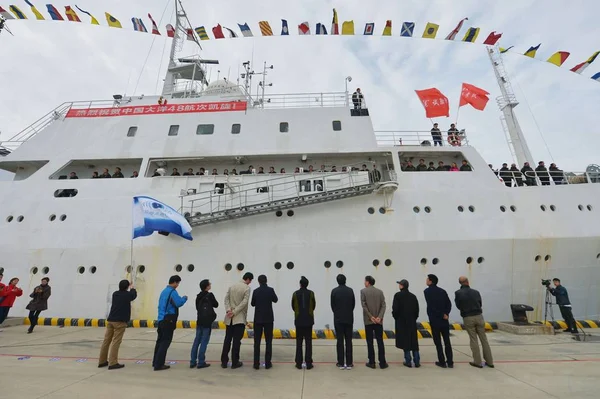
[
  {"left": 392, "top": 289, "right": 419, "bottom": 351},
  {"left": 424, "top": 285, "right": 451, "bottom": 328},
  {"left": 460, "top": 164, "right": 472, "bottom": 171},
  {"left": 454, "top": 285, "right": 482, "bottom": 318},
  {"left": 196, "top": 291, "right": 219, "bottom": 327},
  {"left": 107, "top": 289, "right": 137, "bottom": 322},
  {"left": 549, "top": 285, "right": 571, "bottom": 307},
  {"left": 251, "top": 284, "right": 278, "bottom": 324},
  {"left": 291, "top": 288, "right": 316, "bottom": 327},
  {"left": 330, "top": 284, "right": 355, "bottom": 325}
]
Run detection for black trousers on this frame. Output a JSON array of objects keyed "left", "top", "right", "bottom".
[
  {"left": 334, "top": 322, "right": 353, "bottom": 366},
  {"left": 295, "top": 326, "right": 313, "bottom": 365},
  {"left": 152, "top": 320, "right": 176, "bottom": 369},
  {"left": 433, "top": 136, "right": 443, "bottom": 146},
  {"left": 254, "top": 322, "right": 274, "bottom": 365},
  {"left": 559, "top": 306, "right": 577, "bottom": 332},
  {"left": 431, "top": 325, "right": 453, "bottom": 365},
  {"left": 365, "top": 324, "right": 386, "bottom": 365},
  {"left": 221, "top": 323, "right": 245, "bottom": 365},
  {"left": 28, "top": 310, "right": 43, "bottom": 331}
]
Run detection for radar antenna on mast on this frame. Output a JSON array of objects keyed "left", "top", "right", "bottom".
[{"left": 0, "top": 16, "right": 15, "bottom": 36}]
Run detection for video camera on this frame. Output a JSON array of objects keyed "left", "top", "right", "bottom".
[{"left": 541, "top": 279, "right": 551, "bottom": 287}]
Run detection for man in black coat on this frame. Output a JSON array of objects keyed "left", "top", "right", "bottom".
[
  {"left": 392, "top": 279, "right": 420, "bottom": 368},
  {"left": 424, "top": 274, "right": 453, "bottom": 368},
  {"left": 330, "top": 274, "right": 355, "bottom": 369},
  {"left": 535, "top": 161, "right": 550, "bottom": 186},
  {"left": 292, "top": 276, "right": 316, "bottom": 369},
  {"left": 251, "top": 274, "right": 279, "bottom": 369}
]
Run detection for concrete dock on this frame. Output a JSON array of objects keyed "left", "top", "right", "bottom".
[{"left": 0, "top": 325, "right": 598, "bottom": 399}]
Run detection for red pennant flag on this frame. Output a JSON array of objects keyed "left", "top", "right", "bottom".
[
  {"left": 148, "top": 13, "right": 160, "bottom": 35},
  {"left": 415, "top": 88, "right": 450, "bottom": 118},
  {"left": 483, "top": 31, "right": 502, "bottom": 45},
  {"left": 212, "top": 24, "right": 225, "bottom": 39},
  {"left": 166, "top": 24, "right": 175, "bottom": 38},
  {"left": 459, "top": 83, "right": 490, "bottom": 111}
]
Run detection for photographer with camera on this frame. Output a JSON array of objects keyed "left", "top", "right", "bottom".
[{"left": 546, "top": 278, "right": 577, "bottom": 333}]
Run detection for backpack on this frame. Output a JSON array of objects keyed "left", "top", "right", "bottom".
[{"left": 197, "top": 294, "right": 216, "bottom": 324}]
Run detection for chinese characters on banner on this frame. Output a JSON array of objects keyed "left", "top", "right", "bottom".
[
  {"left": 65, "top": 101, "right": 247, "bottom": 118},
  {"left": 459, "top": 83, "right": 490, "bottom": 111},
  {"left": 414, "top": 88, "right": 450, "bottom": 118}
]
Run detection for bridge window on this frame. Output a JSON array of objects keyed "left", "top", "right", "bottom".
[
  {"left": 279, "top": 122, "right": 289, "bottom": 133},
  {"left": 231, "top": 124, "right": 241, "bottom": 134},
  {"left": 127, "top": 126, "right": 138, "bottom": 137},
  {"left": 196, "top": 124, "right": 214, "bottom": 135},
  {"left": 54, "top": 189, "right": 78, "bottom": 198},
  {"left": 332, "top": 121, "right": 342, "bottom": 131},
  {"left": 168, "top": 125, "right": 179, "bottom": 136}
]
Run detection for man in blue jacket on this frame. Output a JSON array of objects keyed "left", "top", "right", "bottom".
[
  {"left": 152, "top": 275, "right": 188, "bottom": 371},
  {"left": 424, "top": 274, "right": 453, "bottom": 368},
  {"left": 549, "top": 278, "right": 577, "bottom": 333}
]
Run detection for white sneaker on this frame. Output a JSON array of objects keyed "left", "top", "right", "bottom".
[
  {"left": 345, "top": 364, "right": 353, "bottom": 370},
  {"left": 337, "top": 363, "right": 345, "bottom": 370}
]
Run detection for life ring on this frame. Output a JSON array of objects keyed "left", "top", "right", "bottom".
[{"left": 447, "top": 134, "right": 462, "bottom": 146}]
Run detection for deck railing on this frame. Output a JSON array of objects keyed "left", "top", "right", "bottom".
[
  {"left": 501, "top": 170, "right": 600, "bottom": 187},
  {"left": 375, "top": 131, "right": 470, "bottom": 147}
]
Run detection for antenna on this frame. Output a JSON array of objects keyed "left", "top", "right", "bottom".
[
  {"left": 257, "top": 61, "right": 274, "bottom": 108},
  {"left": 487, "top": 46, "right": 534, "bottom": 167},
  {"left": 0, "top": 16, "right": 14, "bottom": 36}
]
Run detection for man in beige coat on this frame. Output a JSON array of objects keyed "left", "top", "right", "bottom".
[
  {"left": 360, "top": 275, "right": 388, "bottom": 369},
  {"left": 221, "top": 272, "right": 254, "bottom": 369}
]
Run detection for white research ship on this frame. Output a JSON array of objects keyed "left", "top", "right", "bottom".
[{"left": 1, "top": 4, "right": 600, "bottom": 330}]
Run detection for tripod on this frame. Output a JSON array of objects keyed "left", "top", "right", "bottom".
[{"left": 543, "top": 288, "right": 555, "bottom": 324}]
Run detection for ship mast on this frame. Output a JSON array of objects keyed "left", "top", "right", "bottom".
[{"left": 487, "top": 46, "right": 534, "bottom": 167}]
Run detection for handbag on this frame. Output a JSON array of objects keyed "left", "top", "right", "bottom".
[{"left": 161, "top": 289, "right": 179, "bottom": 329}]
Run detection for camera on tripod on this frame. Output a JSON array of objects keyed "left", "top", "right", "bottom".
[{"left": 541, "top": 279, "right": 551, "bottom": 287}]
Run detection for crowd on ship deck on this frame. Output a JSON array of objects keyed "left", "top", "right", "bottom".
[
  {"left": 400, "top": 159, "right": 472, "bottom": 172},
  {"left": 488, "top": 161, "right": 567, "bottom": 187}
]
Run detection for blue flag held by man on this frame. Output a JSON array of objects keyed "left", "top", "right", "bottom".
[{"left": 132, "top": 196, "right": 193, "bottom": 241}]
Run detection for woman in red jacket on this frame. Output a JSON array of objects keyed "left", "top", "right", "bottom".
[{"left": 0, "top": 277, "right": 23, "bottom": 325}]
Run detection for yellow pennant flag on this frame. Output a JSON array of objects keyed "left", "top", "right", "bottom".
[
  {"left": 546, "top": 51, "right": 570, "bottom": 67},
  {"left": 258, "top": 20, "right": 273, "bottom": 36},
  {"left": 24, "top": 0, "right": 44, "bottom": 20},
  {"left": 422, "top": 22, "right": 439, "bottom": 39},
  {"left": 342, "top": 20, "right": 354, "bottom": 35},
  {"left": 382, "top": 20, "right": 392, "bottom": 36},
  {"left": 105, "top": 12, "right": 122, "bottom": 28}
]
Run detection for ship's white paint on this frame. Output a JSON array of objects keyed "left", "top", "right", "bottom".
[{"left": 1, "top": 87, "right": 599, "bottom": 330}]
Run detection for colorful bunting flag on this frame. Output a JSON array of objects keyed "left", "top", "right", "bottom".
[
  {"left": 223, "top": 26, "right": 237, "bottom": 38},
  {"left": 364, "top": 22, "right": 374, "bottom": 35},
  {"left": 9, "top": 5, "right": 27, "bottom": 19},
  {"left": 281, "top": 19, "right": 289, "bottom": 35},
  {"left": 131, "top": 17, "right": 147, "bottom": 32},
  {"left": 105, "top": 12, "right": 122, "bottom": 28},
  {"left": 186, "top": 28, "right": 194, "bottom": 41},
  {"left": 238, "top": 23, "right": 253, "bottom": 37},
  {"left": 570, "top": 51, "right": 600, "bottom": 74},
  {"left": 445, "top": 17, "right": 467, "bottom": 40},
  {"left": 422, "top": 22, "right": 439, "bottom": 39},
  {"left": 382, "top": 20, "right": 392, "bottom": 36},
  {"left": 195, "top": 26, "right": 209, "bottom": 40},
  {"left": 316, "top": 23, "right": 327, "bottom": 35},
  {"left": 0, "top": 6, "right": 15, "bottom": 19},
  {"left": 401, "top": 22, "right": 415, "bottom": 37},
  {"left": 591, "top": 72, "right": 600, "bottom": 82},
  {"left": 415, "top": 88, "right": 450, "bottom": 118},
  {"left": 166, "top": 24, "right": 175, "bottom": 38},
  {"left": 24, "top": 1, "right": 44, "bottom": 20},
  {"left": 258, "top": 21, "right": 273, "bottom": 36},
  {"left": 462, "top": 27, "right": 480, "bottom": 43},
  {"left": 483, "top": 31, "right": 502, "bottom": 45},
  {"left": 500, "top": 46, "right": 514, "bottom": 53},
  {"left": 212, "top": 24, "right": 225, "bottom": 39},
  {"left": 547, "top": 51, "right": 570, "bottom": 67},
  {"left": 524, "top": 44, "right": 541, "bottom": 58},
  {"left": 64, "top": 6, "right": 81, "bottom": 22},
  {"left": 148, "top": 13, "right": 160, "bottom": 35},
  {"left": 331, "top": 8, "right": 339, "bottom": 35},
  {"left": 460, "top": 83, "right": 490, "bottom": 111},
  {"left": 298, "top": 21, "right": 310, "bottom": 35},
  {"left": 75, "top": 6, "right": 99, "bottom": 25},
  {"left": 45, "top": 4, "right": 63, "bottom": 21},
  {"left": 342, "top": 20, "right": 354, "bottom": 35}
]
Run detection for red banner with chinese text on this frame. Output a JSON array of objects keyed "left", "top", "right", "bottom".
[
  {"left": 65, "top": 101, "right": 247, "bottom": 118},
  {"left": 459, "top": 83, "right": 490, "bottom": 111},
  {"left": 414, "top": 88, "right": 450, "bottom": 118}
]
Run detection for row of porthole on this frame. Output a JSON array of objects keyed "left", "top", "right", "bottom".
[
  {"left": 275, "top": 210, "right": 294, "bottom": 217},
  {"left": 274, "top": 262, "right": 295, "bottom": 270},
  {"left": 30, "top": 267, "right": 51, "bottom": 275},
  {"left": 535, "top": 255, "right": 552, "bottom": 262},
  {"left": 5, "top": 215, "right": 68, "bottom": 223},
  {"left": 368, "top": 207, "right": 387, "bottom": 215},
  {"left": 578, "top": 205, "right": 593, "bottom": 211}
]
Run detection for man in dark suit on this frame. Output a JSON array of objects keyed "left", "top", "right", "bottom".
[
  {"left": 330, "top": 274, "right": 355, "bottom": 370},
  {"left": 424, "top": 274, "right": 453, "bottom": 368},
  {"left": 292, "top": 276, "right": 316, "bottom": 369},
  {"left": 251, "top": 274, "right": 278, "bottom": 370}
]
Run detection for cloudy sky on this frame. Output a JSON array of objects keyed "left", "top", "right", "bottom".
[{"left": 1, "top": 0, "right": 599, "bottom": 170}]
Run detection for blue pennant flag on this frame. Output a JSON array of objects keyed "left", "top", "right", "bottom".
[
  {"left": 401, "top": 22, "right": 415, "bottom": 37},
  {"left": 591, "top": 72, "right": 600, "bottom": 82},
  {"left": 132, "top": 196, "right": 193, "bottom": 241},
  {"left": 281, "top": 19, "right": 289, "bottom": 35}
]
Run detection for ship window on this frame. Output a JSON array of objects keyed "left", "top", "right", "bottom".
[
  {"left": 127, "top": 126, "right": 138, "bottom": 137},
  {"left": 231, "top": 124, "right": 241, "bottom": 134},
  {"left": 31, "top": 267, "right": 38, "bottom": 275},
  {"left": 279, "top": 122, "right": 289, "bottom": 133},
  {"left": 168, "top": 125, "right": 180, "bottom": 136},
  {"left": 42, "top": 267, "right": 50, "bottom": 274},
  {"left": 225, "top": 263, "right": 232, "bottom": 271},
  {"left": 373, "top": 259, "right": 380, "bottom": 266},
  {"left": 332, "top": 121, "right": 342, "bottom": 131},
  {"left": 89, "top": 266, "right": 97, "bottom": 274},
  {"left": 174, "top": 264, "right": 182, "bottom": 272},
  {"left": 196, "top": 124, "right": 214, "bottom": 135},
  {"left": 54, "top": 189, "right": 78, "bottom": 198},
  {"left": 138, "top": 265, "right": 146, "bottom": 274},
  {"left": 287, "top": 262, "right": 295, "bottom": 270},
  {"left": 274, "top": 262, "right": 282, "bottom": 270}
]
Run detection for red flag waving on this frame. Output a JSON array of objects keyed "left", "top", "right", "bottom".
[
  {"left": 213, "top": 24, "right": 225, "bottom": 39},
  {"left": 483, "top": 31, "right": 502, "bottom": 45},
  {"left": 459, "top": 83, "right": 490, "bottom": 111},
  {"left": 415, "top": 88, "right": 450, "bottom": 118}
]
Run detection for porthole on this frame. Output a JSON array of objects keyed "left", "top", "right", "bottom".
[
  {"left": 544, "top": 255, "right": 551, "bottom": 262},
  {"left": 373, "top": 259, "right": 380, "bottom": 267},
  {"left": 597, "top": 253, "right": 600, "bottom": 259},
  {"left": 324, "top": 261, "right": 331, "bottom": 268},
  {"left": 60, "top": 214, "right": 67, "bottom": 221},
  {"left": 468, "top": 206, "right": 475, "bottom": 213},
  {"left": 275, "top": 210, "right": 283, "bottom": 217},
  {"left": 287, "top": 210, "right": 294, "bottom": 217},
  {"left": 49, "top": 214, "right": 56, "bottom": 221},
  {"left": 184, "top": 212, "right": 191, "bottom": 218},
  {"left": 432, "top": 258, "right": 439, "bottom": 265},
  {"left": 187, "top": 264, "right": 195, "bottom": 272},
  {"left": 287, "top": 262, "right": 294, "bottom": 270},
  {"left": 424, "top": 206, "right": 431, "bottom": 213},
  {"left": 89, "top": 266, "right": 97, "bottom": 274},
  {"left": 457, "top": 206, "right": 464, "bottom": 213},
  {"left": 540, "top": 205, "right": 546, "bottom": 211},
  {"left": 587, "top": 205, "right": 593, "bottom": 211},
  {"left": 17, "top": 215, "right": 24, "bottom": 222},
  {"left": 384, "top": 259, "right": 392, "bottom": 267},
  {"left": 126, "top": 265, "right": 132, "bottom": 273},
  {"left": 534, "top": 255, "right": 541, "bottom": 262},
  {"left": 274, "top": 262, "right": 282, "bottom": 270},
  {"left": 77, "top": 266, "right": 85, "bottom": 274},
  {"left": 175, "top": 264, "right": 183, "bottom": 272},
  {"left": 466, "top": 257, "right": 473, "bottom": 264},
  {"left": 578, "top": 204, "right": 584, "bottom": 211},
  {"left": 379, "top": 207, "right": 386, "bottom": 214},
  {"left": 6, "top": 216, "right": 13, "bottom": 222},
  {"left": 31, "top": 267, "right": 39, "bottom": 275},
  {"left": 420, "top": 258, "right": 427, "bottom": 265},
  {"left": 413, "top": 206, "right": 420, "bottom": 213},
  {"left": 225, "top": 263, "right": 232, "bottom": 271},
  {"left": 550, "top": 205, "right": 556, "bottom": 212},
  {"left": 477, "top": 257, "right": 484, "bottom": 264},
  {"left": 42, "top": 267, "right": 50, "bottom": 274},
  {"left": 236, "top": 263, "right": 244, "bottom": 271},
  {"left": 138, "top": 265, "right": 146, "bottom": 274},
  {"left": 510, "top": 205, "right": 517, "bottom": 212},
  {"left": 336, "top": 260, "right": 344, "bottom": 268},
  {"left": 367, "top": 207, "right": 375, "bottom": 214},
  {"left": 500, "top": 206, "right": 506, "bottom": 212}
]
